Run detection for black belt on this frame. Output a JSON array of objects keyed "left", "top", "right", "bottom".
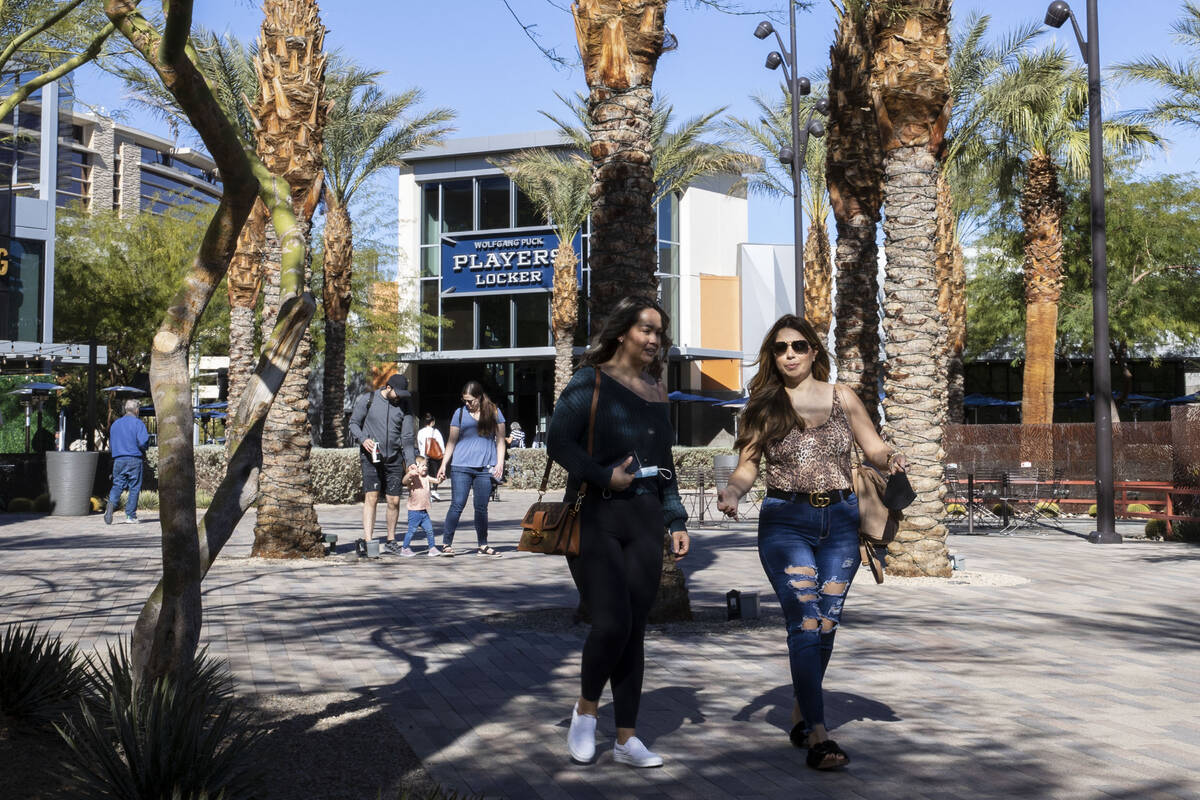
[{"left": 766, "top": 488, "right": 854, "bottom": 508}]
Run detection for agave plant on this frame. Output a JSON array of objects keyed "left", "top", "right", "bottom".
[
  {"left": 0, "top": 624, "right": 88, "bottom": 724},
  {"left": 58, "top": 642, "right": 263, "bottom": 800}
]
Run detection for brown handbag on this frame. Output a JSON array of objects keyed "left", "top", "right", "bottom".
[
  {"left": 852, "top": 447, "right": 903, "bottom": 584},
  {"left": 518, "top": 370, "right": 600, "bottom": 557}
]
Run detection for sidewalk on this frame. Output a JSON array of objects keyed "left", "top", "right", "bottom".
[{"left": 2, "top": 491, "right": 1198, "bottom": 799}]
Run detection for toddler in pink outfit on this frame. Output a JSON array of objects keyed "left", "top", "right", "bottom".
[{"left": 402, "top": 461, "right": 442, "bottom": 557}]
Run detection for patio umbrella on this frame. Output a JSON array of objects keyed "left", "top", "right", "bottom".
[
  {"left": 716, "top": 397, "right": 747, "bottom": 408},
  {"left": 7, "top": 382, "right": 64, "bottom": 452},
  {"left": 9, "top": 381, "right": 65, "bottom": 394},
  {"left": 101, "top": 385, "right": 146, "bottom": 395},
  {"left": 963, "top": 393, "right": 1020, "bottom": 407},
  {"left": 667, "top": 391, "right": 725, "bottom": 404},
  {"left": 196, "top": 400, "right": 228, "bottom": 410}
]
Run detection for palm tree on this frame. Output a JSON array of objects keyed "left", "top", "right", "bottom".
[
  {"left": 727, "top": 90, "right": 834, "bottom": 337},
  {"left": 320, "top": 69, "right": 454, "bottom": 446},
  {"left": 493, "top": 149, "right": 591, "bottom": 402},
  {"left": 572, "top": 0, "right": 668, "bottom": 331},
  {"left": 1116, "top": 1, "right": 1200, "bottom": 131},
  {"left": 869, "top": 0, "right": 953, "bottom": 578},
  {"left": 827, "top": 0, "right": 885, "bottom": 424},
  {"left": 940, "top": 13, "right": 1044, "bottom": 424},
  {"left": 962, "top": 48, "right": 1160, "bottom": 428},
  {"left": 252, "top": 0, "right": 328, "bottom": 558}
]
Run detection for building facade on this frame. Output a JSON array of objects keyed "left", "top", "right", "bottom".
[
  {"left": 2, "top": 76, "right": 220, "bottom": 368},
  {"left": 394, "top": 132, "right": 751, "bottom": 446}
]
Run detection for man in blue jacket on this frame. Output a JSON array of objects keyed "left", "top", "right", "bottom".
[
  {"left": 348, "top": 374, "right": 417, "bottom": 552},
  {"left": 105, "top": 399, "right": 150, "bottom": 524}
]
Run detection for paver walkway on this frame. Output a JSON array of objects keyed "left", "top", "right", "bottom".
[{"left": 2, "top": 493, "right": 1197, "bottom": 799}]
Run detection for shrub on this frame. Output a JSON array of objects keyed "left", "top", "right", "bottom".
[
  {"left": 33, "top": 493, "right": 51, "bottom": 512},
  {"left": 945, "top": 503, "right": 966, "bottom": 516},
  {"left": 89, "top": 496, "right": 104, "bottom": 512},
  {"left": 1145, "top": 519, "right": 1167, "bottom": 539},
  {"left": 1087, "top": 504, "right": 1098, "bottom": 517},
  {"left": 0, "top": 624, "right": 88, "bottom": 724},
  {"left": 134, "top": 490, "right": 159, "bottom": 510},
  {"left": 991, "top": 502, "right": 1015, "bottom": 516},
  {"left": 59, "top": 643, "right": 265, "bottom": 799},
  {"left": 1126, "top": 503, "right": 1151, "bottom": 514},
  {"left": 1034, "top": 501, "right": 1059, "bottom": 517},
  {"left": 8, "top": 497, "right": 34, "bottom": 512},
  {"left": 1174, "top": 521, "right": 1200, "bottom": 543},
  {"left": 310, "top": 448, "right": 362, "bottom": 503}
]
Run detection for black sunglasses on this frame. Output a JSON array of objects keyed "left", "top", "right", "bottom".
[{"left": 772, "top": 339, "right": 812, "bottom": 356}]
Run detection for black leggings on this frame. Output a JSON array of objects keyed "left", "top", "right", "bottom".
[{"left": 574, "top": 491, "right": 664, "bottom": 729}]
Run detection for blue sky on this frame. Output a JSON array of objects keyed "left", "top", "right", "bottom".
[{"left": 71, "top": 0, "right": 1200, "bottom": 245}]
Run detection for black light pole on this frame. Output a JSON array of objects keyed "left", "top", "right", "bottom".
[
  {"left": 754, "top": 9, "right": 827, "bottom": 319},
  {"left": 1045, "top": 0, "right": 1120, "bottom": 543}
]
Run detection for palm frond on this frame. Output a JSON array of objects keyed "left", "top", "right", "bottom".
[{"left": 491, "top": 148, "right": 591, "bottom": 243}]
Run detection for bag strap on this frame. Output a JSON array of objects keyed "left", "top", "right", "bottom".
[{"left": 538, "top": 368, "right": 601, "bottom": 500}]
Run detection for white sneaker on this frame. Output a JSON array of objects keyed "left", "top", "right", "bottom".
[
  {"left": 122, "top": 517, "right": 139, "bottom": 524},
  {"left": 567, "top": 703, "right": 597, "bottom": 764},
  {"left": 400, "top": 547, "right": 416, "bottom": 558},
  {"left": 613, "top": 736, "right": 663, "bottom": 768},
  {"left": 430, "top": 491, "right": 442, "bottom": 502},
  {"left": 427, "top": 547, "right": 443, "bottom": 557}
]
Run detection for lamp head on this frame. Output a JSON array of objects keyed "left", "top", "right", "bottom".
[
  {"left": 795, "top": 76, "right": 811, "bottom": 96},
  {"left": 753, "top": 21, "right": 774, "bottom": 39},
  {"left": 807, "top": 120, "right": 825, "bottom": 138},
  {"left": 765, "top": 51, "right": 783, "bottom": 70},
  {"left": 814, "top": 97, "right": 830, "bottom": 115},
  {"left": 778, "top": 146, "right": 795, "bottom": 165},
  {"left": 1045, "top": 1, "right": 1071, "bottom": 28}
]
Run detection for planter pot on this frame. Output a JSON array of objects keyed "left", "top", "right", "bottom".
[{"left": 45, "top": 451, "right": 100, "bottom": 516}]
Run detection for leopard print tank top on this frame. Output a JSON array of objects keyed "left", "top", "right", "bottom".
[{"left": 761, "top": 387, "right": 854, "bottom": 492}]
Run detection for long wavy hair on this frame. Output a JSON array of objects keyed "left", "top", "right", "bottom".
[
  {"left": 462, "top": 380, "right": 500, "bottom": 439},
  {"left": 734, "top": 315, "right": 831, "bottom": 456},
  {"left": 581, "top": 296, "right": 673, "bottom": 380}
]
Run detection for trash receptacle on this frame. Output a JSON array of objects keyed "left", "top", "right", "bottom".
[{"left": 45, "top": 451, "right": 100, "bottom": 516}]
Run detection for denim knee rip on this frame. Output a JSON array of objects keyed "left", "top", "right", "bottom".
[{"left": 784, "top": 565, "right": 854, "bottom": 634}]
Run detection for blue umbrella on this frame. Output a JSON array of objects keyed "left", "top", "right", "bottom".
[
  {"left": 196, "top": 400, "right": 228, "bottom": 410},
  {"left": 964, "top": 393, "right": 1020, "bottom": 407},
  {"left": 667, "top": 391, "right": 725, "bottom": 404},
  {"left": 717, "top": 397, "right": 747, "bottom": 408},
  {"left": 101, "top": 385, "right": 146, "bottom": 394}
]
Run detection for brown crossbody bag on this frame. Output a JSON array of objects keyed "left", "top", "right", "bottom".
[{"left": 518, "top": 370, "right": 600, "bottom": 557}]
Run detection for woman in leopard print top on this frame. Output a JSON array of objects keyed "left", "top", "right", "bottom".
[{"left": 718, "top": 314, "right": 908, "bottom": 771}]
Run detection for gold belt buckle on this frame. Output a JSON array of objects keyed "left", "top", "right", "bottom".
[{"left": 810, "top": 492, "right": 831, "bottom": 508}]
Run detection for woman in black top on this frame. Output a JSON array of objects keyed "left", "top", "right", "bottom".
[{"left": 548, "top": 296, "right": 690, "bottom": 769}]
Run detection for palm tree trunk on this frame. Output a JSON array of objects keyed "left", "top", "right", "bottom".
[
  {"left": 321, "top": 201, "right": 353, "bottom": 446},
  {"left": 804, "top": 214, "right": 833, "bottom": 339},
  {"left": 253, "top": 223, "right": 323, "bottom": 557},
  {"left": 871, "top": 0, "right": 953, "bottom": 578},
  {"left": 552, "top": 245, "right": 580, "bottom": 403},
  {"left": 828, "top": 2, "right": 884, "bottom": 424},
  {"left": 226, "top": 199, "right": 267, "bottom": 451},
  {"left": 1019, "top": 153, "right": 1065, "bottom": 427},
  {"left": 936, "top": 170, "right": 966, "bottom": 424},
  {"left": 573, "top": 0, "right": 666, "bottom": 331}
]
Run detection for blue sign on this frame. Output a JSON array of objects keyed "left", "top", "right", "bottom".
[{"left": 441, "top": 230, "right": 583, "bottom": 296}]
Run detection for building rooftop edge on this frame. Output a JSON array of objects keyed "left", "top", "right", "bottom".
[{"left": 401, "top": 130, "right": 569, "bottom": 162}]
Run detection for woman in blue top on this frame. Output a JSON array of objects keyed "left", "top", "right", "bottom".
[
  {"left": 437, "top": 381, "right": 506, "bottom": 556},
  {"left": 548, "top": 296, "right": 690, "bottom": 769}
]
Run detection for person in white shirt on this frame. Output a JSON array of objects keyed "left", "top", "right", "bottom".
[{"left": 416, "top": 413, "right": 446, "bottom": 501}]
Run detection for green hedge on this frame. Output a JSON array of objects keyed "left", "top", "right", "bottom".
[{"left": 141, "top": 445, "right": 739, "bottom": 503}]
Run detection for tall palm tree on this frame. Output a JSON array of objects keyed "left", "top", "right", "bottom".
[
  {"left": 320, "top": 69, "right": 454, "bottom": 446},
  {"left": 827, "top": 0, "right": 885, "bottom": 424},
  {"left": 727, "top": 90, "right": 834, "bottom": 337},
  {"left": 493, "top": 149, "right": 591, "bottom": 402},
  {"left": 252, "top": 0, "right": 328, "bottom": 558},
  {"left": 572, "top": 0, "right": 668, "bottom": 332},
  {"left": 962, "top": 48, "right": 1160, "bottom": 428},
  {"left": 941, "top": 14, "right": 1043, "bottom": 425},
  {"left": 869, "top": 0, "right": 953, "bottom": 578}
]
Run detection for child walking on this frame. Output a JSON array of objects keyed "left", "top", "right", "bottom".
[{"left": 402, "top": 459, "right": 442, "bottom": 557}]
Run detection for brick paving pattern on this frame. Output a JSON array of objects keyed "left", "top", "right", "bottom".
[{"left": 2, "top": 491, "right": 1197, "bottom": 799}]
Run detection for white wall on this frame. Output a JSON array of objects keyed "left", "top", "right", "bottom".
[
  {"left": 737, "top": 243, "right": 796, "bottom": 387},
  {"left": 678, "top": 173, "right": 749, "bottom": 351},
  {"left": 396, "top": 166, "right": 422, "bottom": 351}
]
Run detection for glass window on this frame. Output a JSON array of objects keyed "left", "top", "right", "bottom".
[
  {"left": 478, "top": 295, "right": 511, "bottom": 349},
  {"left": 421, "top": 183, "right": 439, "bottom": 245},
  {"left": 516, "top": 185, "right": 542, "bottom": 227},
  {"left": 657, "top": 192, "right": 677, "bottom": 242},
  {"left": 421, "top": 246, "right": 440, "bottom": 278},
  {"left": 441, "top": 295, "right": 474, "bottom": 350},
  {"left": 479, "top": 176, "right": 510, "bottom": 230},
  {"left": 0, "top": 238, "right": 44, "bottom": 342},
  {"left": 420, "top": 280, "right": 439, "bottom": 351},
  {"left": 515, "top": 293, "right": 550, "bottom": 347},
  {"left": 442, "top": 180, "right": 472, "bottom": 233}
]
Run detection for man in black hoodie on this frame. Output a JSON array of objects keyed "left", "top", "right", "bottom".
[{"left": 348, "top": 374, "right": 417, "bottom": 552}]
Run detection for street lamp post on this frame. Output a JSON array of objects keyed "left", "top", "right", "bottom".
[
  {"left": 754, "top": 7, "right": 827, "bottom": 319},
  {"left": 1045, "top": 0, "right": 1120, "bottom": 543}
]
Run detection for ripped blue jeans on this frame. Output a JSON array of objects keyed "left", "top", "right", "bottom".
[{"left": 757, "top": 493, "right": 861, "bottom": 733}]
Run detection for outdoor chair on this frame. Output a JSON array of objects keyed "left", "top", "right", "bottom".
[
  {"left": 997, "top": 466, "right": 1065, "bottom": 533},
  {"left": 947, "top": 465, "right": 1005, "bottom": 529},
  {"left": 677, "top": 467, "right": 718, "bottom": 526}
]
